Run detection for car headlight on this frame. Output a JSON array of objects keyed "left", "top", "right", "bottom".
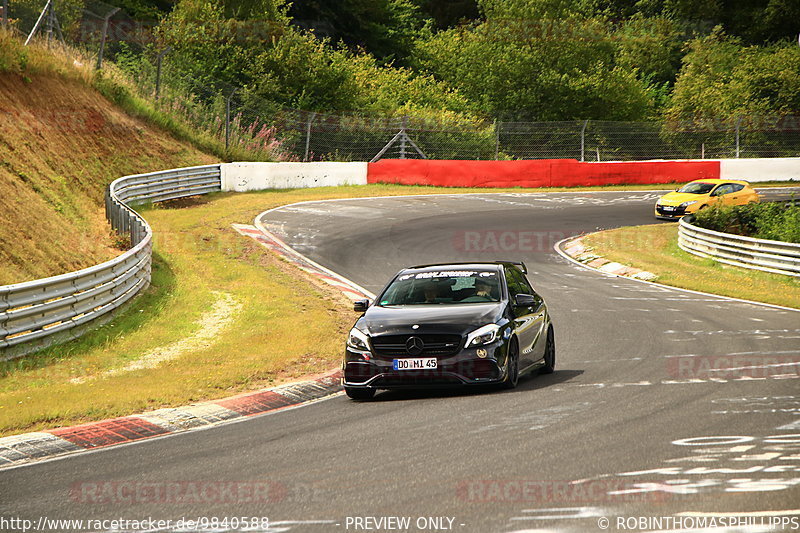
[
  {"left": 347, "top": 327, "right": 370, "bottom": 351},
  {"left": 466, "top": 324, "right": 501, "bottom": 347},
  {"left": 680, "top": 201, "right": 698, "bottom": 208}
]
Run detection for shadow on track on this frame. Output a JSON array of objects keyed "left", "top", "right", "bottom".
[{"left": 358, "top": 369, "right": 584, "bottom": 402}]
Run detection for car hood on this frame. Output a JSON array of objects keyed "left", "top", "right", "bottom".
[
  {"left": 659, "top": 192, "right": 708, "bottom": 206},
  {"left": 358, "top": 303, "right": 505, "bottom": 337}
]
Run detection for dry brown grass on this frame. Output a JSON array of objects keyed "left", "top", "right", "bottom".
[
  {"left": 0, "top": 74, "right": 214, "bottom": 285},
  {"left": 0, "top": 33, "right": 216, "bottom": 285}
]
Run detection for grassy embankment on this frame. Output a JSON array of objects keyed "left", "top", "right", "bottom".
[
  {"left": 0, "top": 29, "right": 217, "bottom": 285},
  {"left": 581, "top": 223, "right": 800, "bottom": 309}
]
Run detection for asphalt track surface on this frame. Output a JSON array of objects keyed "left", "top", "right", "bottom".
[{"left": 3, "top": 190, "right": 800, "bottom": 533}]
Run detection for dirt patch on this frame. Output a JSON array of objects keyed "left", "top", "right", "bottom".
[{"left": 72, "top": 291, "right": 242, "bottom": 384}]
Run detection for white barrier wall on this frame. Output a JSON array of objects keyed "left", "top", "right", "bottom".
[
  {"left": 720, "top": 158, "right": 800, "bottom": 182},
  {"left": 221, "top": 162, "right": 368, "bottom": 192}
]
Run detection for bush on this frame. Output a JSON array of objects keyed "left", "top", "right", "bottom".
[{"left": 693, "top": 201, "right": 800, "bottom": 243}]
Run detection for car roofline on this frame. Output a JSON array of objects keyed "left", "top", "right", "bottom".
[{"left": 407, "top": 261, "right": 527, "bottom": 274}]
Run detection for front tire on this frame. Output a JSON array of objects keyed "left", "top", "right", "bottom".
[
  {"left": 345, "top": 387, "right": 375, "bottom": 400},
  {"left": 541, "top": 326, "right": 556, "bottom": 374},
  {"left": 503, "top": 339, "right": 519, "bottom": 389}
]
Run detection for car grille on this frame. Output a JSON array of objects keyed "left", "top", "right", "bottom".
[
  {"left": 370, "top": 334, "right": 463, "bottom": 357},
  {"left": 374, "top": 374, "right": 464, "bottom": 387},
  {"left": 656, "top": 205, "right": 686, "bottom": 216}
]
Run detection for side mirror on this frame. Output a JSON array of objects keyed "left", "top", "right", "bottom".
[
  {"left": 353, "top": 299, "right": 370, "bottom": 312},
  {"left": 514, "top": 294, "right": 536, "bottom": 307}
]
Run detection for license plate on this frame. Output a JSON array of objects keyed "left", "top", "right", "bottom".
[
  {"left": 662, "top": 206, "right": 674, "bottom": 211},
  {"left": 393, "top": 358, "right": 437, "bottom": 370}
]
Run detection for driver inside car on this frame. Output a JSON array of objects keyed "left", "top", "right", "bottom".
[{"left": 461, "top": 278, "right": 495, "bottom": 302}]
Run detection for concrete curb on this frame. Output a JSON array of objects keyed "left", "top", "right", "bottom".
[
  {"left": 560, "top": 235, "right": 659, "bottom": 281},
  {"left": 234, "top": 223, "right": 375, "bottom": 300},
  {"left": 0, "top": 370, "right": 342, "bottom": 469}
]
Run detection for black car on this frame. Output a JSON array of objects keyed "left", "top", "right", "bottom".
[{"left": 343, "top": 262, "right": 555, "bottom": 400}]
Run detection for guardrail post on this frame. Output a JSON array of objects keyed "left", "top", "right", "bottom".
[{"left": 0, "top": 290, "right": 9, "bottom": 344}]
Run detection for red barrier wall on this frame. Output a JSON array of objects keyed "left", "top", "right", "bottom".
[{"left": 367, "top": 159, "right": 721, "bottom": 188}]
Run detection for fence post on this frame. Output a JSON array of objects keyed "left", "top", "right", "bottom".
[
  {"left": 580, "top": 119, "right": 589, "bottom": 162},
  {"left": 2, "top": 0, "right": 8, "bottom": 28},
  {"left": 399, "top": 116, "right": 408, "bottom": 159},
  {"left": 154, "top": 47, "right": 171, "bottom": 102},
  {"left": 494, "top": 119, "right": 500, "bottom": 160},
  {"left": 225, "top": 88, "right": 237, "bottom": 152},
  {"left": 304, "top": 112, "right": 316, "bottom": 162},
  {"left": 95, "top": 8, "right": 120, "bottom": 70},
  {"left": 45, "top": 0, "right": 54, "bottom": 44},
  {"left": 25, "top": 0, "right": 51, "bottom": 46},
  {"left": 735, "top": 116, "right": 742, "bottom": 158}
]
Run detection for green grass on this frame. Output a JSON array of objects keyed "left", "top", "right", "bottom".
[{"left": 582, "top": 223, "right": 800, "bottom": 309}]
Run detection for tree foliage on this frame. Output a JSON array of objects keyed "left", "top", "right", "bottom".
[
  {"left": 288, "top": 0, "right": 425, "bottom": 64},
  {"left": 667, "top": 30, "right": 800, "bottom": 119},
  {"left": 156, "top": 0, "right": 474, "bottom": 117},
  {"left": 412, "top": 0, "right": 658, "bottom": 120},
  {"left": 117, "top": 0, "right": 800, "bottom": 123}
]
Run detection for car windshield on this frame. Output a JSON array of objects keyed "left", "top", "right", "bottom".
[
  {"left": 378, "top": 270, "right": 501, "bottom": 305},
  {"left": 676, "top": 182, "right": 716, "bottom": 194}
]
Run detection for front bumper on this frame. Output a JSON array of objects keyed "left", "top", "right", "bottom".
[
  {"left": 654, "top": 204, "right": 687, "bottom": 220},
  {"left": 343, "top": 342, "right": 508, "bottom": 389}
]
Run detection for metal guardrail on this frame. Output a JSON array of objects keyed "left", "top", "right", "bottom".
[
  {"left": 0, "top": 165, "right": 221, "bottom": 361},
  {"left": 678, "top": 215, "right": 800, "bottom": 277}
]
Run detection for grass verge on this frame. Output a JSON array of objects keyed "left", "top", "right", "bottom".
[{"left": 581, "top": 223, "right": 800, "bottom": 309}]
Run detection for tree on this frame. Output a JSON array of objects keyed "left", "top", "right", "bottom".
[
  {"left": 412, "top": 0, "right": 656, "bottom": 120},
  {"left": 667, "top": 30, "right": 800, "bottom": 119},
  {"left": 287, "top": 0, "right": 425, "bottom": 64}
]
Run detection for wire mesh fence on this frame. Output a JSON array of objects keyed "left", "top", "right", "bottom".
[{"left": 8, "top": 0, "right": 800, "bottom": 162}]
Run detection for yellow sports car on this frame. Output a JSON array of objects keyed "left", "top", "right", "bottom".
[{"left": 654, "top": 179, "right": 759, "bottom": 220}]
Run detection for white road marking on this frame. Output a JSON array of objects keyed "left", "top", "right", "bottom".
[
  {"left": 706, "top": 362, "right": 799, "bottom": 373},
  {"left": 510, "top": 507, "right": 605, "bottom": 521}
]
